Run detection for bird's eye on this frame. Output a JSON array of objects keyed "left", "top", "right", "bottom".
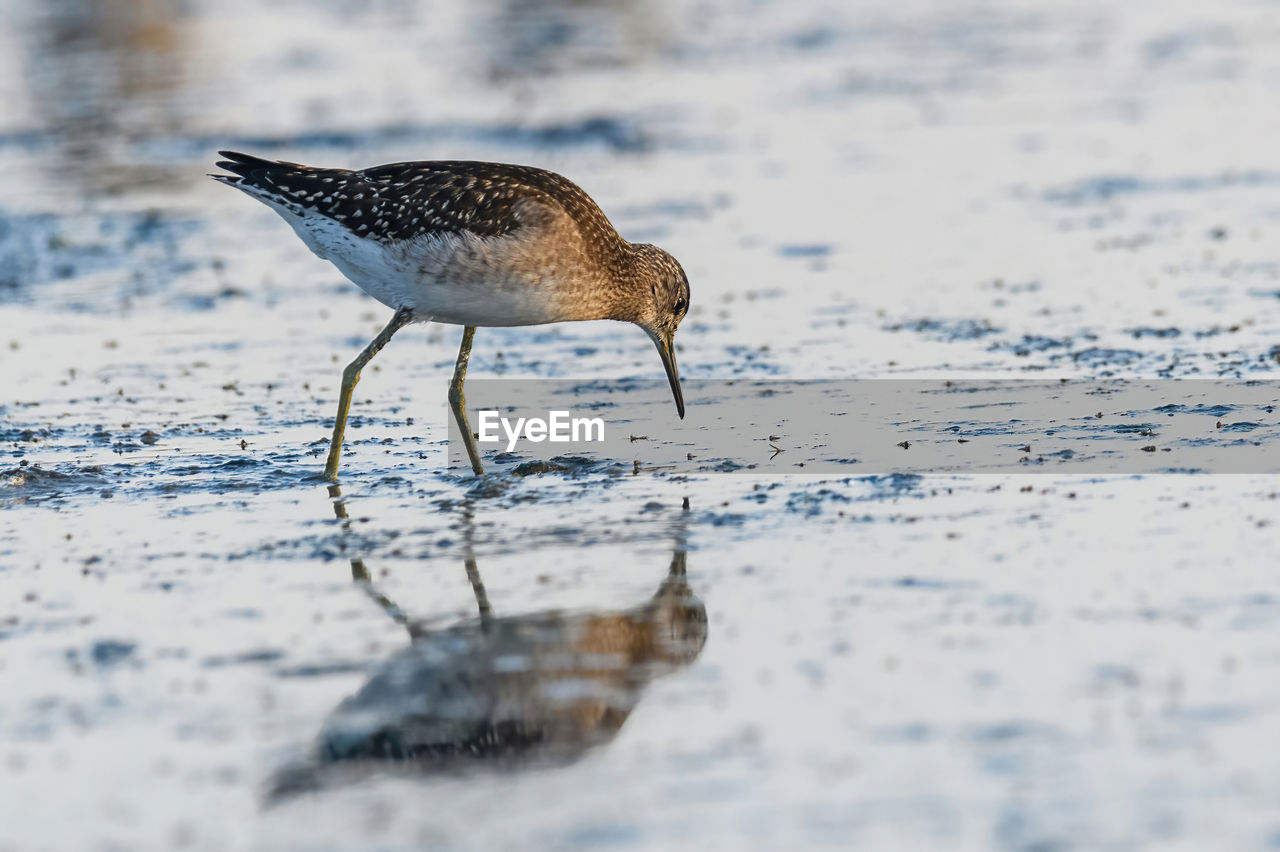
[{"left": 674, "top": 297, "right": 687, "bottom": 315}]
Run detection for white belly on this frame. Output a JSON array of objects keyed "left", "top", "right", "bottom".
[{"left": 280, "top": 209, "right": 573, "bottom": 327}]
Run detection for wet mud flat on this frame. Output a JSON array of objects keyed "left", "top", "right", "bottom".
[
  {"left": 5, "top": 462, "right": 1280, "bottom": 852},
  {"left": 448, "top": 378, "right": 1280, "bottom": 475},
  {"left": 5, "top": 0, "right": 1280, "bottom": 850}
]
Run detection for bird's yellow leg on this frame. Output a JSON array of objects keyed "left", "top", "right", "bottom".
[
  {"left": 323, "top": 308, "right": 413, "bottom": 481},
  {"left": 448, "top": 326, "right": 484, "bottom": 475}
]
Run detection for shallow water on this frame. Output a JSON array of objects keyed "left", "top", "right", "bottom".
[{"left": 4, "top": 0, "right": 1280, "bottom": 850}]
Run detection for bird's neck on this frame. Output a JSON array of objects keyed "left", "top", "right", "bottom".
[{"left": 559, "top": 242, "right": 650, "bottom": 324}]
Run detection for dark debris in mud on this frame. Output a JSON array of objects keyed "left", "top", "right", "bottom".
[
  {"left": 0, "top": 463, "right": 109, "bottom": 505},
  {"left": 511, "top": 460, "right": 575, "bottom": 477}
]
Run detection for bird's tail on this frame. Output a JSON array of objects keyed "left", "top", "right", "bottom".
[
  {"left": 212, "top": 150, "right": 351, "bottom": 217},
  {"left": 212, "top": 149, "right": 314, "bottom": 181}
]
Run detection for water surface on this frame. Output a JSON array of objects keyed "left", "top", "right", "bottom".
[{"left": 4, "top": 1, "right": 1280, "bottom": 850}]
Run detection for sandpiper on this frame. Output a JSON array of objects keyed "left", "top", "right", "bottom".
[{"left": 211, "top": 150, "right": 689, "bottom": 479}]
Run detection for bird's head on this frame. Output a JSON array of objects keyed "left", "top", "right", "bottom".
[{"left": 630, "top": 244, "right": 690, "bottom": 419}]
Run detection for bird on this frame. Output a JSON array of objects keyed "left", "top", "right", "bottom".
[{"left": 211, "top": 150, "right": 690, "bottom": 479}]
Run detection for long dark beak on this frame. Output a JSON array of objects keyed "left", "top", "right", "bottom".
[{"left": 650, "top": 329, "right": 685, "bottom": 419}]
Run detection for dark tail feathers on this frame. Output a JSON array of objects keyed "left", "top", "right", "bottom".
[{"left": 213, "top": 150, "right": 313, "bottom": 180}]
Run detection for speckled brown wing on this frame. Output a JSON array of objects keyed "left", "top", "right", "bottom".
[{"left": 214, "top": 152, "right": 623, "bottom": 251}]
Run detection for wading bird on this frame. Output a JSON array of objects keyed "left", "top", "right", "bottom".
[{"left": 212, "top": 151, "right": 689, "bottom": 478}]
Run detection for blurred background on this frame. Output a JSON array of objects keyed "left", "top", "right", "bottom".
[
  {"left": 6, "top": 1, "right": 1280, "bottom": 850},
  {"left": 5, "top": 0, "right": 1280, "bottom": 376}
]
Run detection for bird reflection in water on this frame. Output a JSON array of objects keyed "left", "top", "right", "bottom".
[{"left": 270, "top": 488, "right": 706, "bottom": 798}]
